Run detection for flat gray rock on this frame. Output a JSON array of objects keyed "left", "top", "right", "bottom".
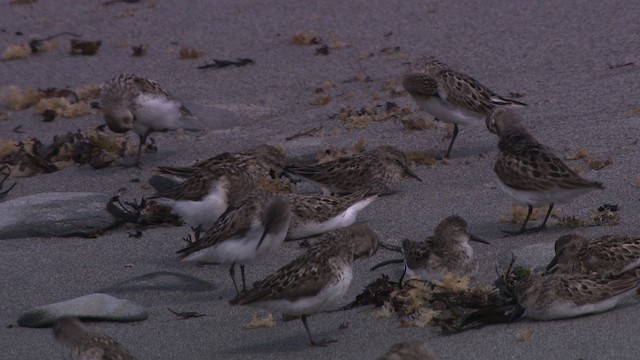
[
  {"left": 99, "top": 271, "right": 217, "bottom": 294},
  {"left": 17, "top": 293, "right": 147, "bottom": 328},
  {"left": 0, "top": 192, "right": 119, "bottom": 239}
]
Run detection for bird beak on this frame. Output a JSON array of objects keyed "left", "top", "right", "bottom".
[
  {"left": 545, "top": 256, "right": 559, "bottom": 274},
  {"left": 403, "top": 165, "right": 422, "bottom": 182},
  {"left": 470, "top": 234, "right": 490, "bottom": 244}
]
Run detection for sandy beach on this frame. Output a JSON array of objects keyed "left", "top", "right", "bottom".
[{"left": 1, "top": 0, "right": 640, "bottom": 358}]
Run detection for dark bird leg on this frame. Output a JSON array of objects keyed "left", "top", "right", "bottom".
[
  {"left": 240, "top": 265, "right": 247, "bottom": 292},
  {"left": 301, "top": 315, "right": 336, "bottom": 347},
  {"left": 133, "top": 129, "right": 154, "bottom": 167},
  {"left": 534, "top": 204, "right": 554, "bottom": 231},
  {"left": 444, "top": 124, "right": 459, "bottom": 159},
  {"left": 229, "top": 263, "right": 240, "bottom": 296},
  {"left": 503, "top": 205, "right": 533, "bottom": 236}
]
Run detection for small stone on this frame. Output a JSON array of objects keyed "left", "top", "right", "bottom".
[{"left": 17, "top": 293, "right": 147, "bottom": 328}]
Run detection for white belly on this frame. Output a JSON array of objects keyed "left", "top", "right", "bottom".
[
  {"left": 133, "top": 95, "right": 184, "bottom": 134},
  {"left": 252, "top": 267, "right": 353, "bottom": 315},
  {"left": 181, "top": 218, "right": 289, "bottom": 265},
  {"left": 413, "top": 95, "right": 483, "bottom": 126},
  {"left": 496, "top": 176, "right": 597, "bottom": 207}
]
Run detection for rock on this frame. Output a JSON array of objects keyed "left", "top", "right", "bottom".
[
  {"left": 0, "top": 192, "right": 119, "bottom": 239},
  {"left": 99, "top": 271, "right": 217, "bottom": 293},
  {"left": 17, "top": 293, "right": 147, "bottom": 328}
]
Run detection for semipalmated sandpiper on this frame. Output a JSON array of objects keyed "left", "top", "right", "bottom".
[
  {"left": 149, "top": 163, "right": 255, "bottom": 230},
  {"left": 546, "top": 234, "right": 640, "bottom": 277},
  {"left": 516, "top": 272, "right": 640, "bottom": 320},
  {"left": 486, "top": 108, "right": 604, "bottom": 235},
  {"left": 284, "top": 146, "right": 421, "bottom": 195},
  {"left": 403, "top": 56, "right": 527, "bottom": 159},
  {"left": 176, "top": 189, "right": 291, "bottom": 295},
  {"left": 285, "top": 188, "right": 378, "bottom": 240},
  {"left": 230, "top": 224, "right": 379, "bottom": 346},
  {"left": 53, "top": 317, "right": 136, "bottom": 360},
  {"left": 100, "top": 73, "right": 195, "bottom": 166}
]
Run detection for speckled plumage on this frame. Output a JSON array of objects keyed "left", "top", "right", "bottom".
[
  {"left": 284, "top": 146, "right": 421, "bottom": 195},
  {"left": 402, "top": 56, "right": 526, "bottom": 158},
  {"left": 156, "top": 144, "right": 286, "bottom": 181},
  {"left": 546, "top": 234, "right": 640, "bottom": 277},
  {"left": 149, "top": 163, "right": 255, "bottom": 230},
  {"left": 285, "top": 188, "right": 378, "bottom": 240},
  {"left": 401, "top": 216, "right": 487, "bottom": 282},
  {"left": 486, "top": 108, "right": 603, "bottom": 235},
  {"left": 378, "top": 342, "right": 437, "bottom": 360},
  {"left": 176, "top": 189, "right": 291, "bottom": 295},
  {"left": 100, "top": 73, "right": 194, "bottom": 165},
  {"left": 53, "top": 317, "right": 136, "bottom": 360},
  {"left": 231, "top": 224, "right": 379, "bottom": 346},
  {"left": 515, "top": 272, "right": 640, "bottom": 320}
]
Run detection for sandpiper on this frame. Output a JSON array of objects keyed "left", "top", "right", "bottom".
[
  {"left": 149, "top": 163, "right": 255, "bottom": 230},
  {"left": 100, "top": 73, "right": 195, "bottom": 166},
  {"left": 402, "top": 55, "right": 527, "bottom": 159},
  {"left": 176, "top": 189, "right": 291, "bottom": 295},
  {"left": 230, "top": 224, "right": 379, "bottom": 346},
  {"left": 284, "top": 145, "right": 421, "bottom": 195},
  {"left": 515, "top": 272, "right": 640, "bottom": 320},
  {"left": 285, "top": 188, "right": 378, "bottom": 240},
  {"left": 486, "top": 108, "right": 603, "bottom": 235},
  {"left": 546, "top": 234, "right": 640, "bottom": 277},
  {"left": 53, "top": 317, "right": 137, "bottom": 360}
]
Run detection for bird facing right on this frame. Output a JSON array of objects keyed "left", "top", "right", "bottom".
[
  {"left": 400, "top": 215, "right": 489, "bottom": 283},
  {"left": 53, "top": 317, "right": 137, "bottom": 360},
  {"left": 230, "top": 224, "right": 379, "bottom": 346},
  {"left": 402, "top": 55, "right": 527, "bottom": 159},
  {"left": 283, "top": 145, "right": 422, "bottom": 195},
  {"left": 156, "top": 144, "right": 286, "bottom": 181},
  {"left": 486, "top": 108, "right": 604, "bottom": 235}
]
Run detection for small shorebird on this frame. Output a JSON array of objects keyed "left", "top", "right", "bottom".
[
  {"left": 378, "top": 342, "right": 436, "bottom": 360},
  {"left": 53, "top": 317, "right": 137, "bottom": 360},
  {"left": 515, "top": 272, "right": 640, "bottom": 320},
  {"left": 486, "top": 108, "right": 603, "bottom": 235},
  {"left": 371, "top": 216, "right": 488, "bottom": 283},
  {"left": 149, "top": 163, "right": 255, "bottom": 230},
  {"left": 156, "top": 144, "right": 286, "bottom": 181},
  {"left": 546, "top": 234, "right": 640, "bottom": 277},
  {"left": 100, "top": 73, "right": 196, "bottom": 166},
  {"left": 176, "top": 189, "right": 291, "bottom": 295},
  {"left": 283, "top": 145, "right": 421, "bottom": 195},
  {"left": 285, "top": 188, "right": 378, "bottom": 240},
  {"left": 402, "top": 55, "right": 527, "bottom": 159},
  {"left": 230, "top": 224, "right": 379, "bottom": 346}
]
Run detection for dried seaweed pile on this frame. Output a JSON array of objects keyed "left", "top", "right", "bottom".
[
  {"left": 350, "top": 262, "right": 528, "bottom": 333},
  {"left": 0, "top": 129, "right": 134, "bottom": 176}
]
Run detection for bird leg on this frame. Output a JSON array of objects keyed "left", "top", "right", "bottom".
[
  {"left": 502, "top": 205, "right": 533, "bottom": 236},
  {"left": 301, "top": 315, "right": 336, "bottom": 347},
  {"left": 444, "top": 124, "right": 459, "bottom": 159},
  {"left": 240, "top": 265, "right": 247, "bottom": 292},
  {"left": 229, "top": 263, "right": 240, "bottom": 296}
]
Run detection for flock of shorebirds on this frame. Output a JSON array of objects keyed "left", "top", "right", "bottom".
[{"left": 51, "top": 56, "right": 640, "bottom": 360}]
